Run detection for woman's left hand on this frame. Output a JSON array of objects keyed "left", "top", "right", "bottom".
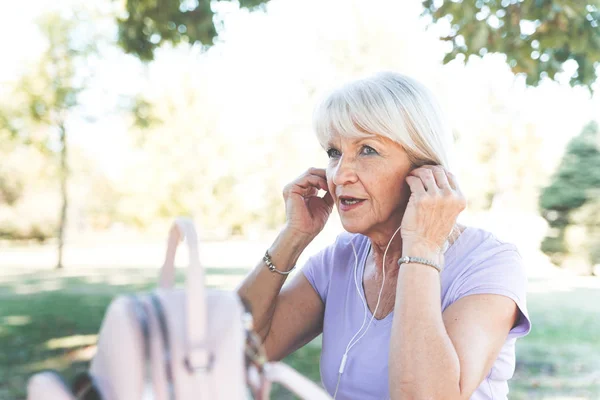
[{"left": 401, "top": 165, "right": 466, "bottom": 255}]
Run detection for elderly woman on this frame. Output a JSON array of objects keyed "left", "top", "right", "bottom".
[{"left": 237, "top": 72, "right": 530, "bottom": 400}]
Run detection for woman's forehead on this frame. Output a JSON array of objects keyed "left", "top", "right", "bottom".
[{"left": 327, "top": 132, "right": 390, "bottom": 146}]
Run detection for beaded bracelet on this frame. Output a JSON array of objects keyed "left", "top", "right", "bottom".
[
  {"left": 397, "top": 256, "right": 443, "bottom": 273},
  {"left": 263, "top": 250, "right": 295, "bottom": 275}
]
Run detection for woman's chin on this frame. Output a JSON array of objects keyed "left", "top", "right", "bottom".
[{"left": 339, "top": 219, "right": 368, "bottom": 234}]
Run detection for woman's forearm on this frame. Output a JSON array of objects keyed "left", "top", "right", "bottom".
[
  {"left": 237, "top": 227, "right": 313, "bottom": 340},
  {"left": 389, "top": 246, "right": 461, "bottom": 400}
]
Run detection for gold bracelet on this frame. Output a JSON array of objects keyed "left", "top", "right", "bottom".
[{"left": 263, "top": 250, "right": 295, "bottom": 275}]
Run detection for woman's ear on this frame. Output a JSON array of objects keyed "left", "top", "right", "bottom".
[{"left": 411, "top": 160, "right": 439, "bottom": 170}]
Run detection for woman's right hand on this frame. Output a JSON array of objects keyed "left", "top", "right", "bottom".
[{"left": 282, "top": 168, "right": 334, "bottom": 239}]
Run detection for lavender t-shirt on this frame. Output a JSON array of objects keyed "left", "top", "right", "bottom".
[{"left": 303, "top": 227, "right": 531, "bottom": 400}]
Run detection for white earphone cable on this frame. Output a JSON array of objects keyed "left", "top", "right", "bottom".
[
  {"left": 332, "top": 225, "right": 402, "bottom": 399},
  {"left": 333, "top": 238, "right": 369, "bottom": 399}
]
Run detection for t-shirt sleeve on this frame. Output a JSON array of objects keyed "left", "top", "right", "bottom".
[
  {"left": 451, "top": 243, "right": 531, "bottom": 340},
  {"left": 302, "top": 244, "right": 334, "bottom": 304},
  {"left": 302, "top": 234, "right": 351, "bottom": 304}
]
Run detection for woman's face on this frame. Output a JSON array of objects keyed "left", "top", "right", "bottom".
[{"left": 325, "top": 133, "right": 413, "bottom": 236}]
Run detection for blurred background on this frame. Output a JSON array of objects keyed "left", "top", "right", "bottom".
[{"left": 0, "top": 0, "right": 599, "bottom": 398}]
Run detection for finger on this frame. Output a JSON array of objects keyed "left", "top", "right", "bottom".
[
  {"left": 405, "top": 176, "right": 426, "bottom": 195},
  {"left": 307, "top": 167, "right": 326, "bottom": 179},
  {"left": 446, "top": 171, "right": 459, "bottom": 191},
  {"left": 409, "top": 168, "right": 438, "bottom": 192},
  {"left": 304, "top": 187, "right": 319, "bottom": 197},
  {"left": 426, "top": 166, "right": 452, "bottom": 191},
  {"left": 296, "top": 174, "right": 328, "bottom": 192},
  {"left": 322, "top": 191, "right": 334, "bottom": 208}
]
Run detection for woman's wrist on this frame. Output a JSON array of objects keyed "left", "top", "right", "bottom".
[
  {"left": 281, "top": 224, "right": 317, "bottom": 247},
  {"left": 267, "top": 227, "right": 314, "bottom": 271},
  {"left": 402, "top": 241, "right": 444, "bottom": 266}
]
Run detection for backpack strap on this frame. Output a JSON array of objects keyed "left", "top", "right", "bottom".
[
  {"left": 159, "top": 218, "right": 212, "bottom": 374},
  {"left": 130, "top": 296, "right": 154, "bottom": 398},
  {"left": 150, "top": 293, "right": 176, "bottom": 400},
  {"left": 71, "top": 372, "right": 102, "bottom": 400}
]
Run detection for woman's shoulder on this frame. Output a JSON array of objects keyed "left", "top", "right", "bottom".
[
  {"left": 449, "top": 225, "right": 520, "bottom": 262},
  {"left": 302, "top": 231, "right": 368, "bottom": 303},
  {"left": 444, "top": 225, "right": 526, "bottom": 290},
  {"left": 443, "top": 225, "right": 531, "bottom": 338},
  {"left": 317, "top": 231, "right": 369, "bottom": 263}
]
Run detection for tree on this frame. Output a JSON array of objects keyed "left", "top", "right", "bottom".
[
  {"left": 422, "top": 0, "right": 600, "bottom": 90},
  {"left": 539, "top": 121, "right": 600, "bottom": 274},
  {"left": 115, "top": 0, "right": 443, "bottom": 237},
  {"left": 117, "top": 0, "right": 269, "bottom": 61},
  {"left": 1, "top": 12, "right": 96, "bottom": 268},
  {"left": 118, "top": 0, "right": 599, "bottom": 89}
]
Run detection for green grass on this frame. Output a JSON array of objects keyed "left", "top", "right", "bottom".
[
  {"left": 511, "top": 284, "right": 600, "bottom": 400},
  {"left": 1, "top": 270, "right": 599, "bottom": 399}
]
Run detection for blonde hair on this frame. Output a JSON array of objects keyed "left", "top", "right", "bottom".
[{"left": 313, "top": 71, "right": 454, "bottom": 169}]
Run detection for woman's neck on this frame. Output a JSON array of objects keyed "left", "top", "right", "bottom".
[
  {"left": 367, "top": 230, "right": 404, "bottom": 279},
  {"left": 365, "top": 223, "right": 466, "bottom": 278}
]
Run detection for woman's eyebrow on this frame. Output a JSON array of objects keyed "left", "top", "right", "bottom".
[{"left": 354, "top": 135, "right": 383, "bottom": 145}]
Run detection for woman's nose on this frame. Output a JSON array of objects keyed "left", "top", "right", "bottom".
[{"left": 332, "top": 156, "right": 359, "bottom": 186}]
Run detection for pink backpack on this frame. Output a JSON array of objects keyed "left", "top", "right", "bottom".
[{"left": 27, "top": 217, "right": 331, "bottom": 400}]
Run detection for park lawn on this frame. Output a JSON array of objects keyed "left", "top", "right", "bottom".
[{"left": 1, "top": 268, "right": 599, "bottom": 399}]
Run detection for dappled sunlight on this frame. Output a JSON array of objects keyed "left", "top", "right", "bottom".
[
  {"left": 10, "top": 284, "right": 39, "bottom": 296},
  {"left": 39, "top": 279, "right": 65, "bottom": 292},
  {"left": 21, "top": 344, "right": 97, "bottom": 374},
  {"left": 105, "top": 273, "right": 152, "bottom": 286},
  {"left": 551, "top": 397, "right": 598, "bottom": 400},
  {"left": 2, "top": 315, "right": 32, "bottom": 326},
  {"left": 21, "top": 356, "right": 72, "bottom": 374},
  {"left": 82, "top": 274, "right": 106, "bottom": 284},
  {"left": 45, "top": 334, "right": 98, "bottom": 350},
  {"left": 12, "top": 279, "right": 65, "bottom": 295},
  {"left": 0, "top": 273, "right": 34, "bottom": 285},
  {"left": 515, "top": 372, "right": 600, "bottom": 397},
  {"left": 528, "top": 276, "right": 600, "bottom": 294}
]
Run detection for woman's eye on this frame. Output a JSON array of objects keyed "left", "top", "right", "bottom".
[
  {"left": 361, "top": 145, "right": 378, "bottom": 155},
  {"left": 327, "top": 148, "right": 341, "bottom": 158}
]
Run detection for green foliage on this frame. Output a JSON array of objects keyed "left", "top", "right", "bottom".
[
  {"left": 0, "top": 175, "right": 23, "bottom": 206},
  {"left": 540, "top": 121, "right": 600, "bottom": 215},
  {"left": 118, "top": 0, "right": 269, "bottom": 61},
  {"left": 3, "top": 10, "right": 95, "bottom": 153},
  {"left": 422, "top": 1, "right": 600, "bottom": 90},
  {"left": 21, "top": 12, "right": 94, "bottom": 126},
  {"left": 540, "top": 233, "right": 566, "bottom": 254},
  {"left": 539, "top": 121, "right": 600, "bottom": 271},
  {"left": 0, "top": 10, "right": 97, "bottom": 243}
]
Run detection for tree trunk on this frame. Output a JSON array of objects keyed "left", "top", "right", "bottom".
[{"left": 57, "top": 123, "right": 68, "bottom": 269}]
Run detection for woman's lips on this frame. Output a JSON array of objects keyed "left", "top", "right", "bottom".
[{"left": 338, "top": 198, "right": 366, "bottom": 212}]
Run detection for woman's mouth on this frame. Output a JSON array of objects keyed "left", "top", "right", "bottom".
[{"left": 339, "top": 196, "right": 366, "bottom": 211}]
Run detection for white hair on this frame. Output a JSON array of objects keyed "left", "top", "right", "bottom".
[{"left": 313, "top": 72, "right": 454, "bottom": 169}]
